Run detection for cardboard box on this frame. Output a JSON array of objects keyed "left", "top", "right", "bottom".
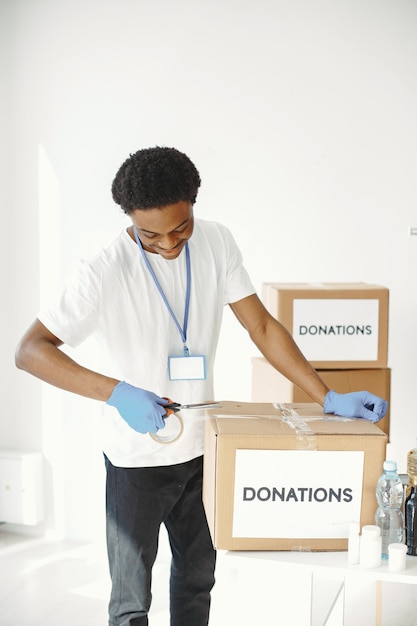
[
  {"left": 251, "top": 357, "right": 391, "bottom": 438},
  {"left": 262, "top": 283, "right": 389, "bottom": 369},
  {"left": 203, "top": 401, "right": 387, "bottom": 551}
]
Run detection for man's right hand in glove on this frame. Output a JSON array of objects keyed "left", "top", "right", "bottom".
[{"left": 106, "top": 381, "right": 169, "bottom": 434}]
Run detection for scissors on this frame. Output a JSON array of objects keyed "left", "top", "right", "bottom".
[{"left": 151, "top": 401, "right": 221, "bottom": 444}]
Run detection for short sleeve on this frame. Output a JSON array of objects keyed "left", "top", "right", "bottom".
[{"left": 38, "top": 260, "right": 102, "bottom": 347}]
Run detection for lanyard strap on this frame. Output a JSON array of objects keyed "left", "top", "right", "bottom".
[{"left": 133, "top": 227, "right": 191, "bottom": 355}]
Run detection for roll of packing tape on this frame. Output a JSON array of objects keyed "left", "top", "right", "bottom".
[{"left": 150, "top": 411, "right": 184, "bottom": 444}]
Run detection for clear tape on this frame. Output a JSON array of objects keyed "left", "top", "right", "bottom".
[
  {"left": 149, "top": 412, "right": 184, "bottom": 445},
  {"left": 149, "top": 406, "right": 215, "bottom": 445},
  {"left": 273, "top": 402, "right": 317, "bottom": 450},
  {"left": 149, "top": 402, "right": 344, "bottom": 446}
]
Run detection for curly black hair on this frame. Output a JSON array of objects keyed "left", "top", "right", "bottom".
[{"left": 111, "top": 146, "right": 201, "bottom": 214}]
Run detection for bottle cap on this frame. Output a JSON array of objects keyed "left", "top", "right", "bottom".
[
  {"left": 383, "top": 460, "right": 397, "bottom": 472},
  {"left": 362, "top": 525, "right": 381, "bottom": 537}
]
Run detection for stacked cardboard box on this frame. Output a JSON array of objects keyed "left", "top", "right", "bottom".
[
  {"left": 202, "top": 401, "right": 388, "bottom": 550},
  {"left": 253, "top": 283, "right": 390, "bottom": 436}
]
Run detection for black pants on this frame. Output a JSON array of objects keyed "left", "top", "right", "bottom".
[{"left": 105, "top": 455, "right": 216, "bottom": 626}]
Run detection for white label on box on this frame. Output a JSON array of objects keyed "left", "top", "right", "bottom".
[
  {"left": 292, "top": 298, "right": 379, "bottom": 361},
  {"left": 232, "top": 449, "right": 364, "bottom": 538}
]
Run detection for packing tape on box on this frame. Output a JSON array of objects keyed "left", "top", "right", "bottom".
[
  {"left": 150, "top": 402, "right": 352, "bottom": 446},
  {"left": 273, "top": 403, "right": 317, "bottom": 450}
]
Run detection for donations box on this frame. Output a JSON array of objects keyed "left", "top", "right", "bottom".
[
  {"left": 262, "top": 283, "right": 389, "bottom": 369},
  {"left": 203, "top": 402, "right": 387, "bottom": 551}
]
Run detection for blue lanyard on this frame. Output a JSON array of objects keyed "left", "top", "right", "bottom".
[{"left": 133, "top": 227, "right": 191, "bottom": 356}]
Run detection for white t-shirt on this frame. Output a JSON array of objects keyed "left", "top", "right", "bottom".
[{"left": 38, "top": 218, "right": 255, "bottom": 467}]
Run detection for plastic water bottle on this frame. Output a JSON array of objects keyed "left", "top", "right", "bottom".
[{"left": 375, "top": 460, "right": 404, "bottom": 559}]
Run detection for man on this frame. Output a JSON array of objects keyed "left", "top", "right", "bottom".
[{"left": 15, "top": 146, "right": 387, "bottom": 626}]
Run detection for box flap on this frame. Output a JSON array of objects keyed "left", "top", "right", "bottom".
[{"left": 263, "top": 282, "right": 388, "bottom": 292}]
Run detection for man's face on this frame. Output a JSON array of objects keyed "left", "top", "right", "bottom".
[{"left": 130, "top": 200, "right": 194, "bottom": 260}]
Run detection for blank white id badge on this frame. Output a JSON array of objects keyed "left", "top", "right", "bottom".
[{"left": 168, "top": 355, "right": 207, "bottom": 380}]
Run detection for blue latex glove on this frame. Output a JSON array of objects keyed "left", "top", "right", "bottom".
[
  {"left": 106, "top": 381, "right": 168, "bottom": 434},
  {"left": 324, "top": 389, "right": 388, "bottom": 423}
]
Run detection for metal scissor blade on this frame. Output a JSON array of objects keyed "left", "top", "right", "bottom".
[
  {"left": 181, "top": 401, "right": 222, "bottom": 410},
  {"left": 165, "top": 401, "right": 222, "bottom": 412}
]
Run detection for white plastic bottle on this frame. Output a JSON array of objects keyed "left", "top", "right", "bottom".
[
  {"left": 360, "top": 525, "right": 382, "bottom": 569},
  {"left": 388, "top": 543, "right": 407, "bottom": 572},
  {"left": 348, "top": 522, "right": 360, "bottom": 564}
]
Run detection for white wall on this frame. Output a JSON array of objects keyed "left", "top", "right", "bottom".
[{"left": 3, "top": 0, "right": 417, "bottom": 540}]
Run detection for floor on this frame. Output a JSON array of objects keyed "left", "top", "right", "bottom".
[
  {"left": 0, "top": 530, "right": 110, "bottom": 626},
  {"left": 0, "top": 527, "right": 241, "bottom": 626}
]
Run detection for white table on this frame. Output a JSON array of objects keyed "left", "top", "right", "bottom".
[{"left": 211, "top": 550, "right": 417, "bottom": 626}]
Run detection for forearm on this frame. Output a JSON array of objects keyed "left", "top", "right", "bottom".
[
  {"left": 252, "top": 317, "right": 330, "bottom": 405},
  {"left": 230, "top": 295, "right": 386, "bottom": 421},
  {"left": 16, "top": 334, "right": 119, "bottom": 402},
  {"left": 251, "top": 317, "right": 387, "bottom": 422},
  {"left": 15, "top": 320, "right": 172, "bottom": 435}
]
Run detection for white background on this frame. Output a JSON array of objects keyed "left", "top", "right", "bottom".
[{"left": 2, "top": 0, "right": 417, "bottom": 541}]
